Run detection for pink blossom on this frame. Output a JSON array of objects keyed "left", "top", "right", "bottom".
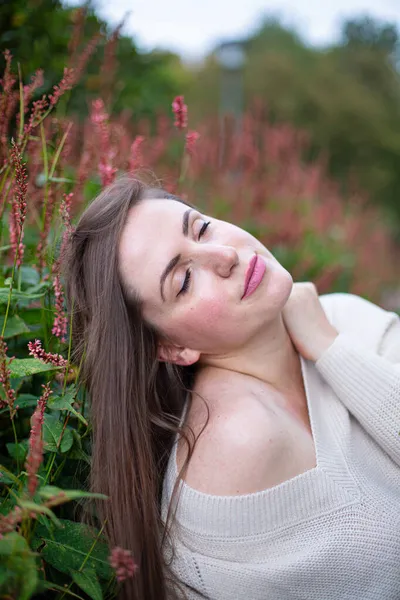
[
  {"left": 27, "top": 339, "right": 68, "bottom": 368},
  {"left": 0, "top": 50, "right": 17, "bottom": 158},
  {"left": 60, "top": 192, "right": 74, "bottom": 233},
  {"left": 51, "top": 275, "right": 68, "bottom": 343},
  {"left": 24, "top": 95, "right": 48, "bottom": 136},
  {"left": 49, "top": 67, "right": 75, "bottom": 107},
  {"left": 0, "top": 505, "right": 23, "bottom": 535},
  {"left": 128, "top": 135, "right": 145, "bottom": 173},
  {"left": 109, "top": 546, "right": 138, "bottom": 582},
  {"left": 25, "top": 383, "right": 52, "bottom": 496},
  {"left": 35, "top": 188, "right": 56, "bottom": 272},
  {"left": 0, "top": 337, "right": 17, "bottom": 416},
  {"left": 172, "top": 96, "right": 188, "bottom": 130},
  {"left": 90, "top": 98, "right": 117, "bottom": 187},
  {"left": 185, "top": 130, "right": 200, "bottom": 156}
]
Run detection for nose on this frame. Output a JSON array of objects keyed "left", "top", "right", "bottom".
[{"left": 194, "top": 244, "right": 238, "bottom": 277}]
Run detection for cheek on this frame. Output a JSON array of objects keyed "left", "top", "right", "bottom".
[{"left": 181, "top": 295, "right": 229, "bottom": 340}]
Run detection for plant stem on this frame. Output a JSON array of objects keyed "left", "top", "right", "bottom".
[{"left": 1, "top": 225, "right": 24, "bottom": 338}]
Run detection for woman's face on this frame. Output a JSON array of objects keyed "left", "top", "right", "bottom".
[{"left": 118, "top": 199, "right": 293, "bottom": 363}]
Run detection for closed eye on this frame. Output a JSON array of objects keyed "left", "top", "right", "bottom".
[{"left": 177, "top": 220, "right": 211, "bottom": 297}]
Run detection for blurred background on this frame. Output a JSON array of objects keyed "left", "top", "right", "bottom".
[{"left": 1, "top": 0, "right": 400, "bottom": 308}]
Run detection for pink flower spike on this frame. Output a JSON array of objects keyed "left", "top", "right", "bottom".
[
  {"left": 109, "top": 546, "right": 138, "bottom": 582},
  {"left": 27, "top": 339, "right": 68, "bottom": 368},
  {"left": 128, "top": 135, "right": 145, "bottom": 173},
  {"left": 185, "top": 130, "right": 200, "bottom": 156},
  {"left": 25, "top": 383, "right": 52, "bottom": 496},
  {"left": 172, "top": 95, "right": 188, "bottom": 130},
  {"left": 51, "top": 275, "right": 68, "bottom": 343},
  {"left": 49, "top": 67, "right": 75, "bottom": 107}
]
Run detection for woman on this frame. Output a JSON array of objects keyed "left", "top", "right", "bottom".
[{"left": 62, "top": 175, "right": 400, "bottom": 600}]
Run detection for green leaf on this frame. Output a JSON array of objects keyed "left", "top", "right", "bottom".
[
  {"left": 38, "top": 485, "right": 108, "bottom": 503},
  {"left": 19, "top": 266, "right": 40, "bottom": 288},
  {"left": 8, "top": 358, "right": 61, "bottom": 378},
  {"left": 0, "top": 465, "right": 22, "bottom": 487},
  {"left": 6, "top": 440, "right": 29, "bottom": 461},
  {"left": 43, "top": 414, "right": 73, "bottom": 453},
  {"left": 0, "top": 314, "right": 31, "bottom": 338},
  {"left": 0, "top": 286, "right": 48, "bottom": 305},
  {"left": 18, "top": 499, "right": 62, "bottom": 527},
  {"left": 68, "top": 429, "right": 91, "bottom": 463},
  {"left": 34, "top": 519, "right": 113, "bottom": 580},
  {"left": 42, "top": 580, "right": 86, "bottom": 598},
  {"left": 0, "top": 532, "right": 39, "bottom": 600},
  {"left": 48, "top": 387, "right": 88, "bottom": 426},
  {"left": 70, "top": 567, "right": 103, "bottom": 600},
  {"left": 0, "top": 394, "right": 39, "bottom": 416}
]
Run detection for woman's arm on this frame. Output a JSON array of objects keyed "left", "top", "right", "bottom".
[{"left": 315, "top": 315, "right": 400, "bottom": 466}]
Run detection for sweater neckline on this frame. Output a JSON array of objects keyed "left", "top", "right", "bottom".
[{"left": 162, "top": 356, "right": 360, "bottom": 538}]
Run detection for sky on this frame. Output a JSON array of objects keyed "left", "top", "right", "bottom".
[{"left": 65, "top": 0, "right": 400, "bottom": 61}]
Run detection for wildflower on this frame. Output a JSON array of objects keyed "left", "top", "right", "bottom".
[
  {"left": 172, "top": 96, "right": 188, "bottom": 130},
  {"left": 49, "top": 67, "right": 75, "bottom": 107},
  {"left": 25, "top": 69, "right": 44, "bottom": 107},
  {"left": 35, "top": 187, "right": 56, "bottom": 272},
  {"left": 109, "top": 546, "right": 138, "bottom": 582},
  {"left": 72, "top": 32, "right": 102, "bottom": 87},
  {"left": 25, "top": 383, "right": 52, "bottom": 496},
  {"left": 60, "top": 192, "right": 74, "bottom": 233},
  {"left": 0, "top": 337, "right": 17, "bottom": 416},
  {"left": 10, "top": 140, "right": 27, "bottom": 229},
  {"left": 0, "top": 50, "right": 17, "bottom": 158},
  {"left": 24, "top": 95, "right": 48, "bottom": 136},
  {"left": 8, "top": 139, "right": 28, "bottom": 268},
  {"left": 51, "top": 275, "right": 68, "bottom": 343},
  {"left": 0, "top": 505, "right": 23, "bottom": 535},
  {"left": 185, "top": 130, "right": 200, "bottom": 156},
  {"left": 128, "top": 135, "right": 145, "bottom": 173},
  {"left": 90, "top": 98, "right": 117, "bottom": 187},
  {"left": 27, "top": 339, "right": 68, "bottom": 368}
]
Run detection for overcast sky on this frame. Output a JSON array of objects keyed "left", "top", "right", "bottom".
[{"left": 65, "top": 0, "right": 400, "bottom": 61}]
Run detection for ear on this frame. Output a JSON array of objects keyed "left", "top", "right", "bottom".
[{"left": 157, "top": 341, "right": 200, "bottom": 366}]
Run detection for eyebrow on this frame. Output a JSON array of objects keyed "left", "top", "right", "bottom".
[{"left": 160, "top": 208, "right": 193, "bottom": 301}]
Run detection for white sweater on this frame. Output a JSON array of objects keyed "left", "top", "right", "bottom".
[{"left": 161, "top": 293, "right": 400, "bottom": 600}]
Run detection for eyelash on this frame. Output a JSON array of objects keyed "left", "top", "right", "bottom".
[{"left": 177, "top": 220, "right": 211, "bottom": 297}]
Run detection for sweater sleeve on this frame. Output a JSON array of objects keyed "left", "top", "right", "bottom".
[{"left": 315, "top": 313, "right": 400, "bottom": 466}]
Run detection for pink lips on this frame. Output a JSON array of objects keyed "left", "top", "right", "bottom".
[{"left": 242, "top": 254, "right": 266, "bottom": 299}]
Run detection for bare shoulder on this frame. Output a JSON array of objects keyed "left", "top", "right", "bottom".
[{"left": 177, "top": 395, "right": 292, "bottom": 496}]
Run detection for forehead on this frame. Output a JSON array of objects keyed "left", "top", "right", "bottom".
[{"left": 118, "top": 198, "right": 189, "bottom": 303}]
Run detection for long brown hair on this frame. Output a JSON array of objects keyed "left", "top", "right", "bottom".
[{"left": 62, "top": 176, "right": 210, "bottom": 599}]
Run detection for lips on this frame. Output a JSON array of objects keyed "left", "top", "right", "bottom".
[{"left": 242, "top": 253, "right": 266, "bottom": 299}]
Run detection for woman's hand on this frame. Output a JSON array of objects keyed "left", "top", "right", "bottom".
[{"left": 282, "top": 282, "right": 339, "bottom": 362}]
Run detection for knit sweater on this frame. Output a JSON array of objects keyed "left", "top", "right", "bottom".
[{"left": 161, "top": 292, "right": 400, "bottom": 600}]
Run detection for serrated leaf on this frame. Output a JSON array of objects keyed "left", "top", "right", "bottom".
[
  {"left": 34, "top": 519, "right": 113, "bottom": 580},
  {"left": 70, "top": 567, "right": 103, "bottom": 600},
  {"left": 9, "top": 358, "right": 61, "bottom": 378},
  {"left": 43, "top": 414, "right": 73, "bottom": 453},
  {"left": 0, "top": 314, "right": 30, "bottom": 338}
]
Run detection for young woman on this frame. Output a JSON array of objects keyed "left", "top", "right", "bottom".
[{"left": 62, "top": 176, "right": 400, "bottom": 600}]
